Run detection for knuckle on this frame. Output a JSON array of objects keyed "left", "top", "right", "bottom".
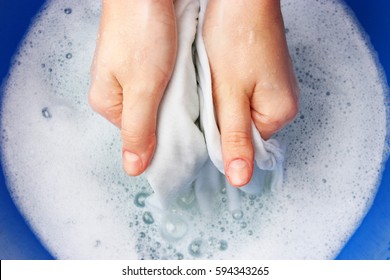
[
  {"left": 281, "top": 94, "right": 299, "bottom": 123},
  {"left": 260, "top": 90, "right": 299, "bottom": 129},
  {"left": 121, "top": 128, "right": 155, "bottom": 148},
  {"left": 125, "top": 80, "right": 165, "bottom": 100},
  {"left": 259, "top": 114, "right": 285, "bottom": 132},
  {"left": 222, "top": 130, "right": 252, "bottom": 148}
]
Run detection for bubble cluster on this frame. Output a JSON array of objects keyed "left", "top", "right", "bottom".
[{"left": 0, "top": 0, "right": 388, "bottom": 259}]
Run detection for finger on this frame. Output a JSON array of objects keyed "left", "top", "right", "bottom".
[
  {"left": 214, "top": 86, "right": 254, "bottom": 187},
  {"left": 120, "top": 82, "right": 164, "bottom": 176}
]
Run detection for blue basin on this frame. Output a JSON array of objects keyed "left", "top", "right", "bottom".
[{"left": 0, "top": 0, "right": 389, "bottom": 259}]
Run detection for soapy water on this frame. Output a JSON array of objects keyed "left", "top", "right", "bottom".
[{"left": 0, "top": 0, "right": 388, "bottom": 259}]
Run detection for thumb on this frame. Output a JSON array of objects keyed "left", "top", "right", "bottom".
[
  {"left": 121, "top": 85, "right": 162, "bottom": 176},
  {"left": 214, "top": 87, "right": 254, "bottom": 187}
]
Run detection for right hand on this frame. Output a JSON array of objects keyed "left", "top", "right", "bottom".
[{"left": 203, "top": 0, "right": 299, "bottom": 186}]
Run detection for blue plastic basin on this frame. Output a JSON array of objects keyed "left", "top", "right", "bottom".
[{"left": 0, "top": 0, "right": 389, "bottom": 259}]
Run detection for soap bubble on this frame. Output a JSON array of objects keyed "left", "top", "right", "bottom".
[
  {"left": 240, "top": 222, "right": 247, "bottom": 229},
  {"left": 134, "top": 192, "right": 149, "bottom": 208},
  {"left": 142, "top": 211, "right": 154, "bottom": 225},
  {"left": 175, "top": 253, "right": 184, "bottom": 260},
  {"left": 160, "top": 215, "right": 188, "bottom": 241},
  {"left": 188, "top": 238, "right": 205, "bottom": 257},
  {"left": 64, "top": 8, "right": 72, "bottom": 15},
  {"left": 41, "top": 107, "right": 52, "bottom": 119},
  {"left": 207, "top": 237, "right": 217, "bottom": 247},
  {"left": 218, "top": 240, "right": 228, "bottom": 251},
  {"left": 177, "top": 188, "right": 196, "bottom": 209},
  {"left": 232, "top": 209, "right": 243, "bottom": 220}
]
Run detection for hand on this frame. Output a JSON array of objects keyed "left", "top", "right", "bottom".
[
  {"left": 203, "top": 0, "right": 299, "bottom": 186},
  {"left": 88, "top": 0, "right": 176, "bottom": 176}
]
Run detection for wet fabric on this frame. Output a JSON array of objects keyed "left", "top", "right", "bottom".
[{"left": 145, "top": 0, "right": 284, "bottom": 213}]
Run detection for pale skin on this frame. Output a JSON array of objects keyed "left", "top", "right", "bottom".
[{"left": 89, "top": 0, "right": 299, "bottom": 187}]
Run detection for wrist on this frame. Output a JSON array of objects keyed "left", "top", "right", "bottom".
[
  {"left": 102, "top": 0, "right": 176, "bottom": 25},
  {"left": 103, "top": 0, "right": 174, "bottom": 10},
  {"left": 214, "top": 0, "right": 281, "bottom": 19}
]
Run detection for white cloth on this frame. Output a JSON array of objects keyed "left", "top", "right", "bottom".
[
  {"left": 144, "top": 0, "right": 208, "bottom": 210},
  {"left": 145, "top": 0, "right": 285, "bottom": 213}
]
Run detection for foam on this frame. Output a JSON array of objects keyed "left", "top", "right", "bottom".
[{"left": 0, "top": 0, "right": 388, "bottom": 259}]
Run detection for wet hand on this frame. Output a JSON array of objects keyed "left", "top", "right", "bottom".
[
  {"left": 203, "top": 0, "right": 299, "bottom": 186},
  {"left": 88, "top": 0, "right": 176, "bottom": 176}
]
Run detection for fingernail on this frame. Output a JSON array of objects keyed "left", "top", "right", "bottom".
[
  {"left": 227, "top": 159, "right": 251, "bottom": 187},
  {"left": 123, "top": 151, "right": 143, "bottom": 176}
]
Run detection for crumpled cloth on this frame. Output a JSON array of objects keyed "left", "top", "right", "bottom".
[{"left": 144, "top": 0, "right": 284, "bottom": 214}]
